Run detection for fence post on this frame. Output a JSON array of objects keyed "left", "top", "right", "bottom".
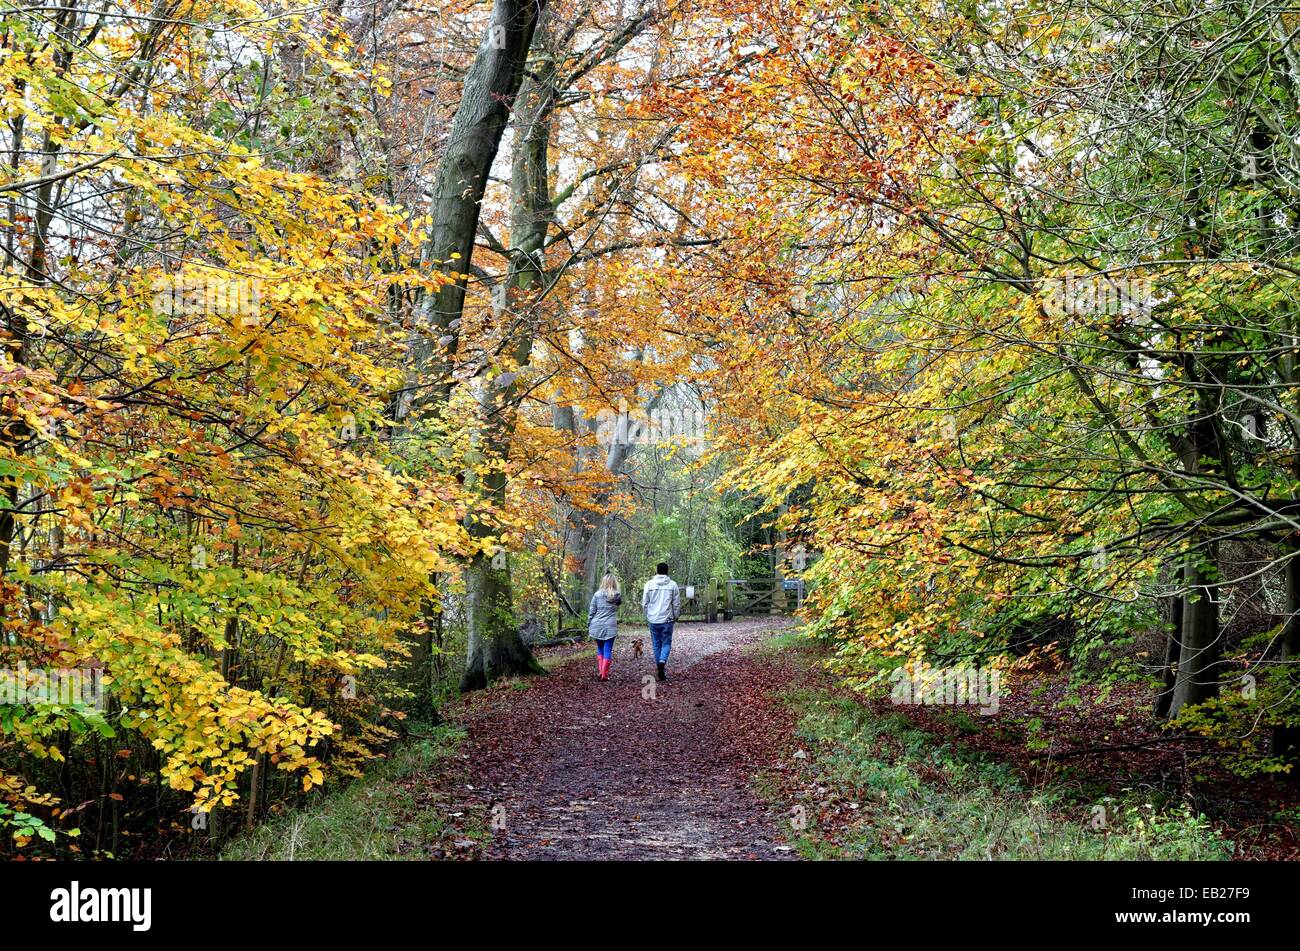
[
  {"left": 771, "top": 576, "right": 787, "bottom": 615},
  {"left": 723, "top": 580, "right": 734, "bottom": 621},
  {"left": 706, "top": 578, "right": 719, "bottom": 623}
]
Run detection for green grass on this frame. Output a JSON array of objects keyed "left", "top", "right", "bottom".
[
  {"left": 537, "top": 641, "right": 590, "bottom": 672},
  {"left": 748, "top": 624, "right": 816, "bottom": 657},
  {"left": 221, "top": 723, "right": 477, "bottom": 861},
  {"left": 771, "top": 688, "right": 1234, "bottom": 860}
]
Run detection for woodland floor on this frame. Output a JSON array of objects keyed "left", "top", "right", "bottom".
[
  {"left": 227, "top": 617, "right": 1300, "bottom": 861},
  {"left": 433, "top": 617, "right": 804, "bottom": 859}
]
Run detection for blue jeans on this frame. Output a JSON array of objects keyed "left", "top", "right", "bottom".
[
  {"left": 648, "top": 621, "right": 674, "bottom": 664},
  {"left": 594, "top": 638, "right": 613, "bottom": 660}
]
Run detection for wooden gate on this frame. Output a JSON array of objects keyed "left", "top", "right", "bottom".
[
  {"left": 723, "top": 579, "right": 790, "bottom": 619},
  {"left": 612, "top": 577, "right": 795, "bottom": 625}
]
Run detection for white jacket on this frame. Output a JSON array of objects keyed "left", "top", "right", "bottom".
[{"left": 641, "top": 574, "right": 681, "bottom": 624}]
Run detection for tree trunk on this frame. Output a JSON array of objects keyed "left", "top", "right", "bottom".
[
  {"left": 460, "top": 551, "right": 545, "bottom": 691},
  {"left": 1272, "top": 551, "right": 1300, "bottom": 759},
  {"left": 393, "top": 0, "right": 546, "bottom": 697},
  {"left": 405, "top": 595, "right": 443, "bottom": 723},
  {"left": 457, "top": 19, "right": 558, "bottom": 689},
  {"left": 406, "top": 0, "right": 548, "bottom": 412},
  {"left": 1169, "top": 547, "right": 1222, "bottom": 717},
  {"left": 1273, "top": 308, "right": 1300, "bottom": 760},
  {"left": 1153, "top": 575, "right": 1182, "bottom": 718},
  {"left": 1166, "top": 394, "right": 1224, "bottom": 718},
  {"left": 555, "top": 398, "right": 640, "bottom": 611}
]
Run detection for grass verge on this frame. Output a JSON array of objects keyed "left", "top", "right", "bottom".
[
  {"left": 222, "top": 656, "right": 567, "bottom": 860},
  {"left": 221, "top": 723, "right": 477, "bottom": 860},
  {"left": 764, "top": 685, "right": 1234, "bottom": 860}
]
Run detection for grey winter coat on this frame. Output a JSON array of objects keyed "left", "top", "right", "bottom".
[{"left": 587, "top": 591, "right": 622, "bottom": 640}]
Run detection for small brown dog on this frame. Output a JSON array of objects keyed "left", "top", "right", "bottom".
[{"left": 631, "top": 638, "right": 644, "bottom": 659}]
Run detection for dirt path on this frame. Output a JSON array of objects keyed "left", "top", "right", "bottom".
[{"left": 451, "top": 617, "right": 803, "bottom": 860}]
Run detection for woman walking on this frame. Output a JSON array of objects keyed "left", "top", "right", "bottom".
[{"left": 588, "top": 574, "right": 622, "bottom": 681}]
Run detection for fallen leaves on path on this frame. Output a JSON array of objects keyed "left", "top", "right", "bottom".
[{"left": 421, "top": 618, "right": 808, "bottom": 860}]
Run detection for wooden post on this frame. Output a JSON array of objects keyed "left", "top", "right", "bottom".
[
  {"left": 772, "top": 579, "right": 787, "bottom": 614},
  {"left": 723, "top": 580, "right": 734, "bottom": 621},
  {"left": 773, "top": 508, "right": 788, "bottom": 615}
]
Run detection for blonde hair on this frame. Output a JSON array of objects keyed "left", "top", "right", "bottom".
[{"left": 599, "top": 573, "right": 620, "bottom": 597}]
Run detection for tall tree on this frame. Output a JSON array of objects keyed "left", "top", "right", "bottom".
[
  {"left": 407, "top": 0, "right": 550, "bottom": 412},
  {"left": 457, "top": 9, "right": 560, "bottom": 689},
  {"left": 397, "top": 0, "right": 550, "bottom": 699}
]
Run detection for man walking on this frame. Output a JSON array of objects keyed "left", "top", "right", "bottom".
[{"left": 641, "top": 562, "right": 681, "bottom": 681}]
